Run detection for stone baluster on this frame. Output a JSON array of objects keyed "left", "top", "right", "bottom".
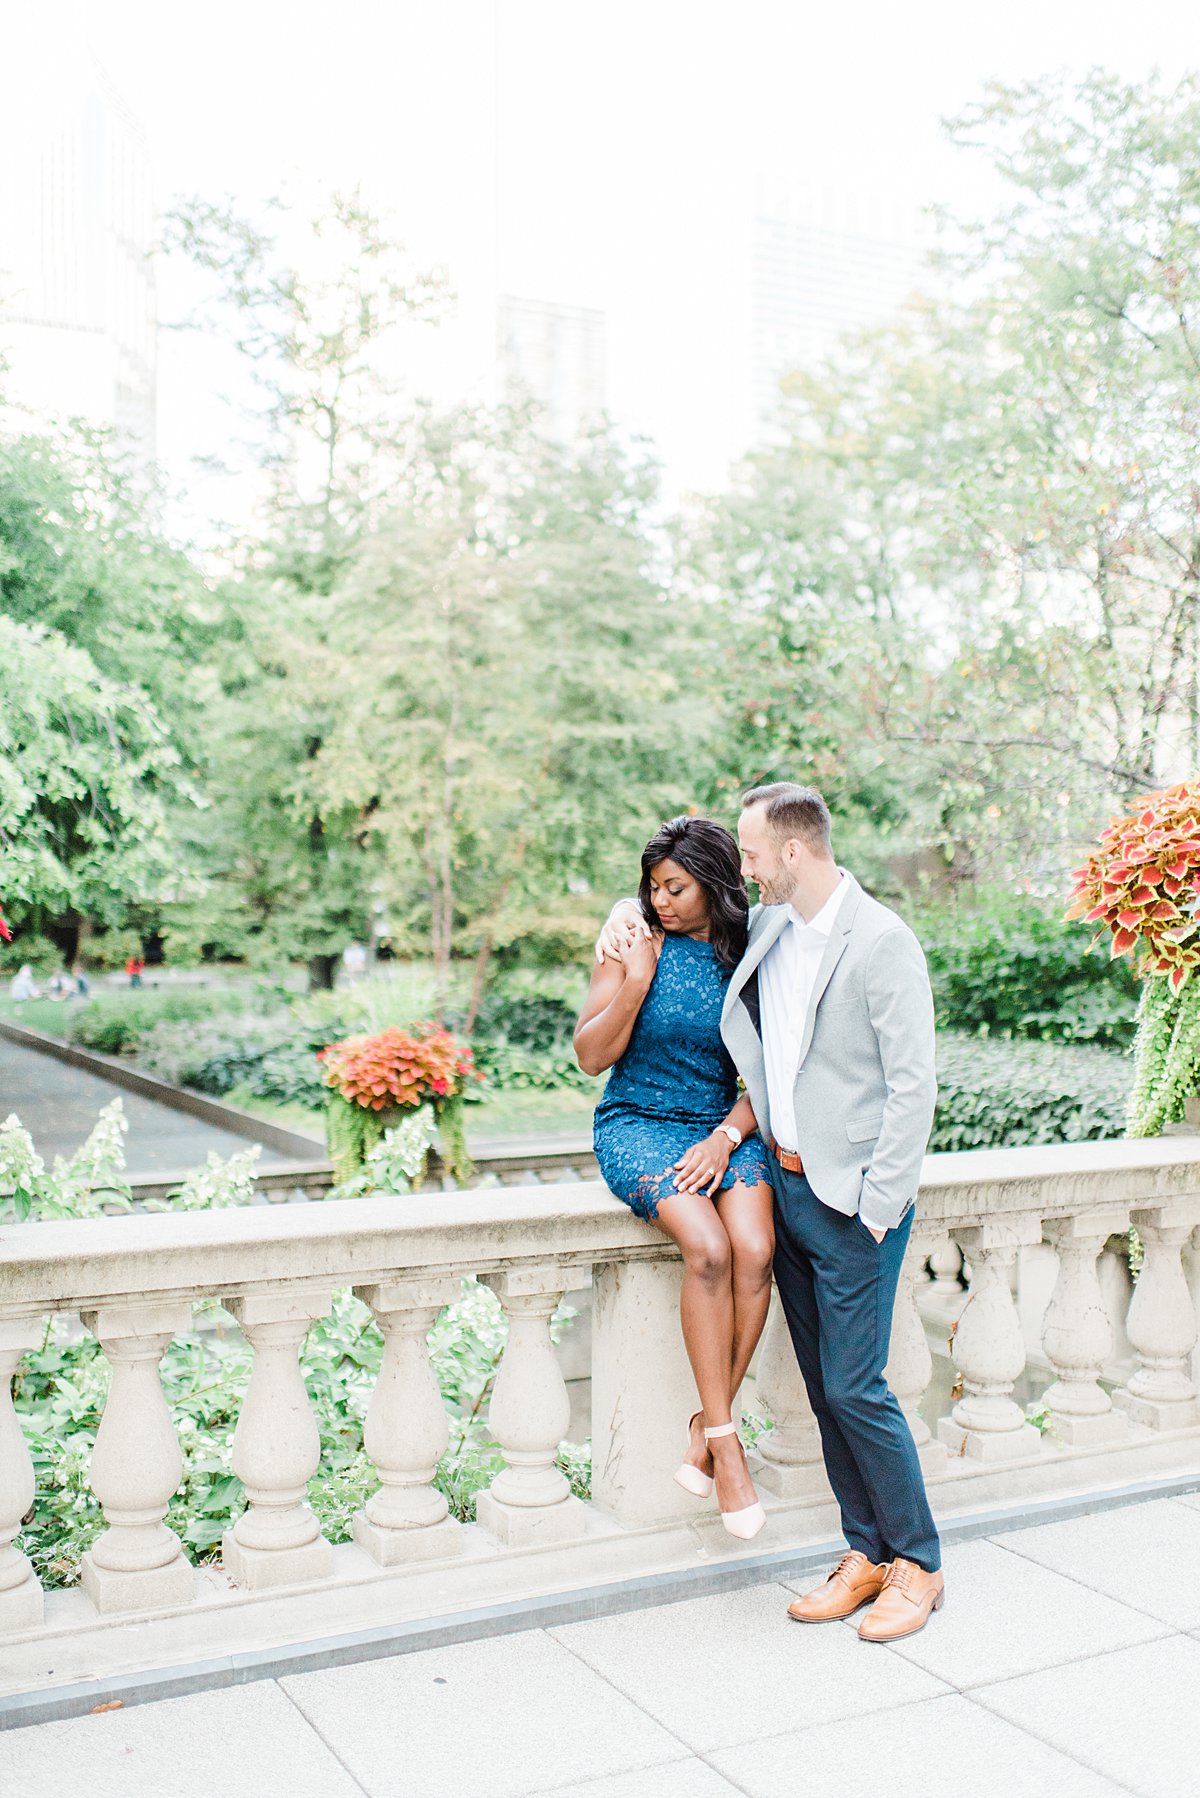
[
  {"left": 885, "top": 1234, "right": 947, "bottom": 1472},
  {"left": 0, "top": 1318, "right": 44, "bottom": 1632},
  {"left": 222, "top": 1290, "right": 333, "bottom": 1589},
  {"left": 590, "top": 1254, "right": 711, "bottom": 1526},
  {"left": 938, "top": 1220, "right": 1042, "bottom": 1461},
  {"left": 927, "top": 1236, "right": 965, "bottom": 1301},
  {"left": 1114, "top": 1202, "right": 1200, "bottom": 1430},
  {"left": 476, "top": 1264, "right": 588, "bottom": 1544},
  {"left": 351, "top": 1276, "right": 463, "bottom": 1565},
  {"left": 1099, "top": 1234, "right": 1136, "bottom": 1373},
  {"left": 1039, "top": 1214, "right": 1129, "bottom": 1445},
  {"left": 754, "top": 1291, "right": 824, "bottom": 1498},
  {"left": 79, "top": 1302, "right": 195, "bottom": 1613}
]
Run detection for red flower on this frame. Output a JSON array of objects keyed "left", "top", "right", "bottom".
[
  {"left": 320, "top": 1020, "right": 481, "bottom": 1111},
  {"left": 1066, "top": 780, "right": 1200, "bottom": 989}
]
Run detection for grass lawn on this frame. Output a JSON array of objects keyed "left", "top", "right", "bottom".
[
  {"left": 219, "top": 1079, "right": 599, "bottom": 1147},
  {"left": 0, "top": 998, "right": 79, "bottom": 1036}
]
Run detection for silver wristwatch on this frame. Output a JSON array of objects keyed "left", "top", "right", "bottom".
[{"left": 718, "top": 1123, "right": 743, "bottom": 1149}]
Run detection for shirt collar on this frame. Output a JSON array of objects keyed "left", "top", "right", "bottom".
[{"left": 790, "top": 872, "right": 846, "bottom": 943}]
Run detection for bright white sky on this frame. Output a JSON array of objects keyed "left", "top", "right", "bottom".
[{"left": 10, "top": 1, "right": 1200, "bottom": 531}]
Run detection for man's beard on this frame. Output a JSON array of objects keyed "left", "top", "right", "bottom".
[{"left": 755, "top": 868, "right": 792, "bottom": 907}]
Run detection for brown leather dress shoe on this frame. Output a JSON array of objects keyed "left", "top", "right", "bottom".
[
  {"left": 858, "top": 1558, "right": 945, "bottom": 1641},
  {"left": 787, "top": 1551, "right": 889, "bottom": 1623}
]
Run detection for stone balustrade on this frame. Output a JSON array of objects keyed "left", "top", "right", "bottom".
[{"left": 2, "top": 1136, "right": 1200, "bottom": 1704}]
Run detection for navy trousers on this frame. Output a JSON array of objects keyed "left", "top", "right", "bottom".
[{"left": 770, "top": 1168, "right": 941, "bottom": 1573}]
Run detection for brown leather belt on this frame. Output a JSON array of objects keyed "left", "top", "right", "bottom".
[{"left": 772, "top": 1142, "right": 805, "bottom": 1175}]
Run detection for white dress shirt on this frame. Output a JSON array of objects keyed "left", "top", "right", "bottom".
[{"left": 758, "top": 874, "right": 847, "bottom": 1151}]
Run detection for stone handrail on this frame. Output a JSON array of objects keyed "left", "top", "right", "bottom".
[{"left": 2, "top": 1136, "right": 1200, "bottom": 1680}]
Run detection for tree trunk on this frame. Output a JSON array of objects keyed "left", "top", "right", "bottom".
[{"left": 308, "top": 953, "right": 338, "bottom": 991}]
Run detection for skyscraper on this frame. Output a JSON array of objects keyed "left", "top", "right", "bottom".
[
  {"left": 497, "top": 295, "right": 607, "bottom": 440},
  {"left": 0, "top": 41, "right": 157, "bottom": 460},
  {"left": 750, "top": 185, "right": 933, "bottom": 434}
]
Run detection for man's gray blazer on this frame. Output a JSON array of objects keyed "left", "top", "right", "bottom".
[{"left": 719, "top": 872, "right": 936, "bottom": 1232}]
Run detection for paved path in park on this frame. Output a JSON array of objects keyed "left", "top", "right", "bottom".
[
  {"left": 0, "top": 1039, "right": 309, "bottom": 1174},
  {"left": 6, "top": 1493, "right": 1200, "bottom": 1796}
]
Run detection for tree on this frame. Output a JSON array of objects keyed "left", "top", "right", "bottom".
[
  {"left": 0, "top": 621, "right": 196, "bottom": 938},
  {"left": 689, "top": 70, "right": 1200, "bottom": 885},
  {"left": 165, "top": 190, "right": 446, "bottom": 984},
  {"left": 300, "top": 407, "right": 709, "bottom": 1018}
]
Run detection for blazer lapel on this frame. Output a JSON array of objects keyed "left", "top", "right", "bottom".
[
  {"left": 722, "top": 905, "right": 790, "bottom": 1028},
  {"left": 795, "top": 873, "right": 864, "bottom": 1067}
]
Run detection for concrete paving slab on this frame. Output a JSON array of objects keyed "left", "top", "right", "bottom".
[
  {"left": 530, "top": 1759, "right": 743, "bottom": 1798},
  {"left": 1173, "top": 1490, "right": 1200, "bottom": 1512},
  {"left": 866, "top": 1538, "right": 1169, "bottom": 1689},
  {"left": 988, "top": 1498, "right": 1200, "bottom": 1629},
  {"left": 973, "top": 1636, "right": 1200, "bottom": 1798},
  {"left": 549, "top": 1581, "right": 950, "bottom": 1754},
  {"left": 280, "top": 1629, "right": 684, "bottom": 1798},
  {"left": 0, "top": 1681, "right": 365, "bottom": 1798},
  {"left": 707, "top": 1692, "right": 1131, "bottom": 1798}
]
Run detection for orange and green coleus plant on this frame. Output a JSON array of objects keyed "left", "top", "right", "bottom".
[
  {"left": 1065, "top": 780, "right": 1200, "bottom": 994},
  {"left": 318, "top": 1022, "right": 479, "bottom": 1112}
]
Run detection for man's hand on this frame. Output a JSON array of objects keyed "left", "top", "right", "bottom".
[
  {"left": 595, "top": 899, "right": 650, "bottom": 963},
  {"left": 619, "top": 928, "right": 661, "bottom": 992},
  {"left": 673, "top": 1130, "right": 732, "bottom": 1197}
]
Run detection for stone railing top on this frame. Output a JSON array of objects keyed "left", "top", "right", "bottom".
[
  {"left": 0, "top": 1183, "right": 658, "bottom": 1314},
  {"left": 915, "top": 1134, "right": 1200, "bottom": 1223},
  {"left": 4, "top": 1137, "right": 1200, "bottom": 1317}
]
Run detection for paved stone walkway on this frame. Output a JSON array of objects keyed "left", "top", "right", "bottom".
[
  {"left": 0, "top": 1039, "right": 306, "bottom": 1174},
  {"left": 5, "top": 1494, "right": 1200, "bottom": 1796}
]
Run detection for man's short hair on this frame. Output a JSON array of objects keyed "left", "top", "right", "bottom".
[{"left": 741, "top": 782, "right": 833, "bottom": 857}]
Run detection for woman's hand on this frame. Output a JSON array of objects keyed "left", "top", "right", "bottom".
[{"left": 673, "top": 1130, "right": 732, "bottom": 1198}]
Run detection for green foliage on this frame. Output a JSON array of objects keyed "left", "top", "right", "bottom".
[
  {"left": 0, "top": 620, "right": 196, "bottom": 933},
  {"left": 0, "top": 935, "right": 64, "bottom": 976},
  {"left": 931, "top": 1033, "right": 1131, "bottom": 1152},
  {"left": 1127, "top": 977, "right": 1200, "bottom": 1137},
  {"left": 65, "top": 989, "right": 254, "bottom": 1058},
  {"left": 916, "top": 890, "right": 1139, "bottom": 1048},
  {"left": 0, "top": 1100, "right": 133, "bottom": 1222}
]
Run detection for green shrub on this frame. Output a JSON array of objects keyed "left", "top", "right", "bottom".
[
  {"left": 136, "top": 1015, "right": 292, "bottom": 1089},
  {"left": 932, "top": 1032, "right": 1131, "bottom": 1151},
  {"left": 915, "top": 889, "right": 1138, "bottom": 1049},
  {"left": 0, "top": 935, "right": 64, "bottom": 976},
  {"left": 245, "top": 1042, "right": 328, "bottom": 1108},
  {"left": 66, "top": 990, "right": 254, "bottom": 1058}
]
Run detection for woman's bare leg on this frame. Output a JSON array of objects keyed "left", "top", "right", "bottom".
[
  {"left": 715, "top": 1178, "right": 776, "bottom": 1397},
  {"left": 649, "top": 1185, "right": 758, "bottom": 1514}
]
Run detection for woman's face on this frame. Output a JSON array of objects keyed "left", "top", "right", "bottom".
[{"left": 648, "top": 857, "right": 711, "bottom": 936}]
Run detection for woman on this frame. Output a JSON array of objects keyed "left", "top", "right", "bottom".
[{"left": 574, "top": 816, "right": 773, "bottom": 1539}]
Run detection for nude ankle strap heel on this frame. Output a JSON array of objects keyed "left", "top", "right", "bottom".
[{"left": 704, "top": 1422, "right": 767, "bottom": 1540}]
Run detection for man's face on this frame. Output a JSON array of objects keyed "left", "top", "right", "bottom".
[{"left": 738, "top": 804, "right": 795, "bottom": 906}]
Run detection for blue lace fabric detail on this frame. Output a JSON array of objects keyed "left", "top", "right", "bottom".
[{"left": 593, "top": 931, "right": 769, "bottom": 1221}]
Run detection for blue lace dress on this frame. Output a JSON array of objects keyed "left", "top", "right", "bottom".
[{"left": 593, "top": 931, "right": 770, "bottom": 1221}]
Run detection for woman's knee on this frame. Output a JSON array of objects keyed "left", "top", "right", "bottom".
[
  {"left": 681, "top": 1229, "right": 733, "bottom": 1286},
  {"left": 730, "top": 1230, "right": 775, "bottom": 1290}
]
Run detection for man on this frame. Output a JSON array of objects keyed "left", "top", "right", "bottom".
[{"left": 602, "top": 782, "right": 942, "bottom": 1640}]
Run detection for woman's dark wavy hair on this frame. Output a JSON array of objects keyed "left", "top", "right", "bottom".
[{"left": 638, "top": 816, "right": 749, "bottom": 971}]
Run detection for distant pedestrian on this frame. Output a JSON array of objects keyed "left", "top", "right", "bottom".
[
  {"left": 125, "top": 955, "right": 145, "bottom": 989},
  {"left": 342, "top": 941, "right": 368, "bottom": 982},
  {"left": 71, "top": 963, "right": 90, "bottom": 999},
  {"left": 10, "top": 965, "right": 38, "bottom": 1003}
]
